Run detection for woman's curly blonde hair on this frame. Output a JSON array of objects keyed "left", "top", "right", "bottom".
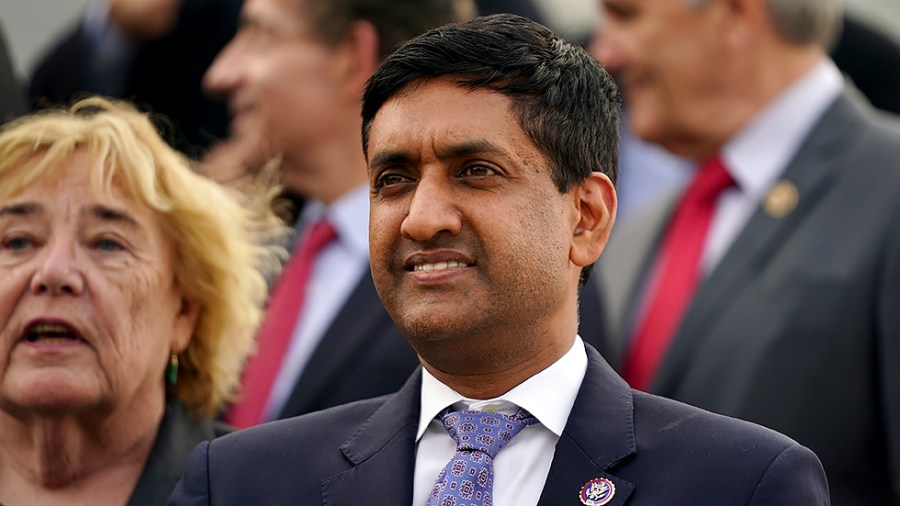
[{"left": 0, "top": 97, "right": 283, "bottom": 417}]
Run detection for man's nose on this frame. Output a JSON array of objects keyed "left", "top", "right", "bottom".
[
  {"left": 400, "top": 176, "right": 463, "bottom": 242},
  {"left": 203, "top": 38, "right": 244, "bottom": 99},
  {"left": 30, "top": 238, "right": 85, "bottom": 296}
]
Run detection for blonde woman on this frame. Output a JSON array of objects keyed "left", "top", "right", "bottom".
[{"left": 0, "top": 98, "right": 279, "bottom": 505}]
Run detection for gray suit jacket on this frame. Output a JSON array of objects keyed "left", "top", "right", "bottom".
[{"left": 591, "top": 89, "right": 900, "bottom": 505}]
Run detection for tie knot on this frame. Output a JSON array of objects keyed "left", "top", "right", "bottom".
[
  {"left": 301, "top": 219, "right": 337, "bottom": 255},
  {"left": 440, "top": 409, "right": 536, "bottom": 459},
  {"left": 690, "top": 155, "right": 735, "bottom": 203}
]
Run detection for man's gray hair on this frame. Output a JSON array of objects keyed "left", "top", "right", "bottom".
[{"left": 687, "top": 0, "right": 842, "bottom": 48}]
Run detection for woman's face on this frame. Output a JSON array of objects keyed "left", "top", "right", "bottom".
[{"left": 0, "top": 152, "right": 197, "bottom": 417}]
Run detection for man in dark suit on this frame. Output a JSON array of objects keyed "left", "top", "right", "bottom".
[
  {"left": 171, "top": 15, "right": 829, "bottom": 505},
  {"left": 29, "top": 0, "right": 239, "bottom": 158},
  {"left": 589, "top": 0, "right": 900, "bottom": 503},
  {"left": 201, "top": 0, "right": 479, "bottom": 428},
  {"left": 0, "top": 21, "right": 26, "bottom": 123}
]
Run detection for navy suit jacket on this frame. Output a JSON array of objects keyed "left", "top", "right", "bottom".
[{"left": 171, "top": 344, "right": 829, "bottom": 505}]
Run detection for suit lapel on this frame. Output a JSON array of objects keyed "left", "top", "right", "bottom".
[
  {"left": 653, "top": 91, "right": 866, "bottom": 395},
  {"left": 279, "top": 270, "right": 387, "bottom": 416},
  {"left": 320, "top": 370, "right": 422, "bottom": 505},
  {"left": 538, "top": 346, "right": 636, "bottom": 505}
]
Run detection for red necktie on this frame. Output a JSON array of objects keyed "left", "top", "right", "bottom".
[
  {"left": 623, "top": 156, "right": 734, "bottom": 391},
  {"left": 225, "top": 220, "right": 337, "bottom": 428}
]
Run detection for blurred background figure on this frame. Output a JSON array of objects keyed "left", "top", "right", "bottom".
[
  {"left": 588, "top": 0, "right": 900, "bottom": 504},
  {"left": 28, "top": 0, "right": 240, "bottom": 159},
  {"left": 203, "top": 0, "right": 479, "bottom": 429},
  {"left": 0, "top": 20, "right": 26, "bottom": 122},
  {"left": 0, "top": 97, "right": 276, "bottom": 505},
  {"left": 606, "top": 11, "right": 900, "bottom": 226}
]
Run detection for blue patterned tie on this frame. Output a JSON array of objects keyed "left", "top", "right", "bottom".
[{"left": 426, "top": 408, "right": 537, "bottom": 506}]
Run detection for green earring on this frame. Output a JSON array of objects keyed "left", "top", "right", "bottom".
[{"left": 167, "top": 354, "right": 179, "bottom": 385}]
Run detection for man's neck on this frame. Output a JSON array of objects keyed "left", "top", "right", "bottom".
[
  {"left": 281, "top": 122, "right": 369, "bottom": 205},
  {"left": 672, "top": 45, "right": 826, "bottom": 161},
  {"left": 420, "top": 332, "right": 577, "bottom": 399}
]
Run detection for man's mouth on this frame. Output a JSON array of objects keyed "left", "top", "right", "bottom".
[{"left": 412, "top": 261, "right": 469, "bottom": 272}]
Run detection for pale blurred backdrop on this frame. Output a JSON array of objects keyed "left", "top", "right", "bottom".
[{"left": 2, "top": 0, "right": 899, "bottom": 84}]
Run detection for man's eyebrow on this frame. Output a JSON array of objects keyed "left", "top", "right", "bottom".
[
  {"left": 368, "top": 150, "right": 413, "bottom": 170},
  {"left": 86, "top": 205, "right": 140, "bottom": 228},
  {"left": 435, "top": 140, "right": 504, "bottom": 159},
  {"left": 368, "top": 140, "right": 505, "bottom": 170},
  {"left": 0, "top": 202, "right": 41, "bottom": 218}
]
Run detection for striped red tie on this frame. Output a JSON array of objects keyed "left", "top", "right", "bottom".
[
  {"left": 623, "top": 156, "right": 734, "bottom": 391},
  {"left": 225, "top": 220, "right": 337, "bottom": 428}
]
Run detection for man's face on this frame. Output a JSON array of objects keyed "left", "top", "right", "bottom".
[
  {"left": 591, "top": 0, "right": 732, "bottom": 155},
  {"left": 204, "top": 0, "right": 353, "bottom": 185},
  {"left": 367, "top": 78, "right": 583, "bottom": 368}
]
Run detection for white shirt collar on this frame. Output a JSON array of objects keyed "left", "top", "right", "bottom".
[
  {"left": 723, "top": 57, "right": 843, "bottom": 199},
  {"left": 297, "top": 183, "right": 369, "bottom": 259},
  {"left": 416, "top": 336, "right": 588, "bottom": 441}
]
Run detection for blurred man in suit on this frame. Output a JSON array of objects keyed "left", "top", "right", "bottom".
[
  {"left": 0, "top": 21, "right": 25, "bottom": 122},
  {"left": 171, "top": 14, "right": 829, "bottom": 505},
  {"left": 589, "top": 0, "right": 900, "bottom": 503},
  {"left": 29, "top": 0, "right": 238, "bottom": 158},
  {"left": 201, "top": 0, "right": 477, "bottom": 428}
]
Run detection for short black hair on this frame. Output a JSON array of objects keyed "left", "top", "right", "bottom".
[
  {"left": 361, "top": 14, "right": 621, "bottom": 286},
  {"left": 362, "top": 13, "right": 621, "bottom": 191}
]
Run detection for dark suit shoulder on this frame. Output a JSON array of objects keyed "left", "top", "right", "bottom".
[
  {"left": 188, "top": 396, "right": 392, "bottom": 504},
  {"left": 631, "top": 389, "right": 798, "bottom": 452},
  {"left": 624, "top": 391, "right": 829, "bottom": 504},
  {"left": 212, "top": 394, "right": 390, "bottom": 456}
]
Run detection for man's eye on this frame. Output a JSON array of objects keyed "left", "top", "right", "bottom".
[
  {"left": 375, "top": 173, "right": 412, "bottom": 189},
  {"left": 461, "top": 165, "right": 498, "bottom": 177}
]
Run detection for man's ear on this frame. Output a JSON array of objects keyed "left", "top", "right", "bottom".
[
  {"left": 337, "top": 20, "right": 381, "bottom": 99},
  {"left": 570, "top": 172, "right": 617, "bottom": 268},
  {"left": 719, "top": 0, "right": 769, "bottom": 50}
]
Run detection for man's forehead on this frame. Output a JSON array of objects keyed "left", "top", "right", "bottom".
[{"left": 241, "top": 0, "right": 308, "bottom": 33}]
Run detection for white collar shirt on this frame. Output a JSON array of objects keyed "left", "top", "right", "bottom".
[
  {"left": 264, "top": 184, "right": 371, "bottom": 420},
  {"left": 412, "top": 336, "right": 588, "bottom": 506}
]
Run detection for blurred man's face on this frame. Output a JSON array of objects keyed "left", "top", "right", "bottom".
[
  {"left": 591, "top": 0, "right": 731, "bottom": 156},
  {"left": 204, "top": 0, "right": 352, "bottom": 187}
]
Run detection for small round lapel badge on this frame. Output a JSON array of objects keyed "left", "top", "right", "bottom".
[
  {"left": 763, "top": 179, "right": 799, "bottom": 219},
  {"left": 579, "top": 477, "right": 615, "bottom": 505}
]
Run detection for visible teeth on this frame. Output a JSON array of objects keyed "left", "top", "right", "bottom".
[
  {"left": 414, "top": 261, "right": 467, "bottom": 272},
  {"left": 31, "top": 324, "right": 73, "bottom": 334},
  {"left": 27, "top": 323, "right": 78, "bottom": 342}
]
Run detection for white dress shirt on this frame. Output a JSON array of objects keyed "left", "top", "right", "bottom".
[
  {"left": 413, "top": 336, "right": 589, "bottom": 506},
  {"left": 263, "top": 184, "right": 371, "bottom": 420}
]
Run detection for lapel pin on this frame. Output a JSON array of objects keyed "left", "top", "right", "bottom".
[
  {"left": 579, "top": 477, "right": 615, "bottom": 505},
  {"left": 763, "top": 179, "right": 799, "bottom": 219}
]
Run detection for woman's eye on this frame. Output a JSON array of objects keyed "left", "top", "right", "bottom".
[
  {"left": 4, "top": 236, "right": 32, "bottom": 251},
  {"left": 94, "top": 239, "right": 124, "bottom": 252}
]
